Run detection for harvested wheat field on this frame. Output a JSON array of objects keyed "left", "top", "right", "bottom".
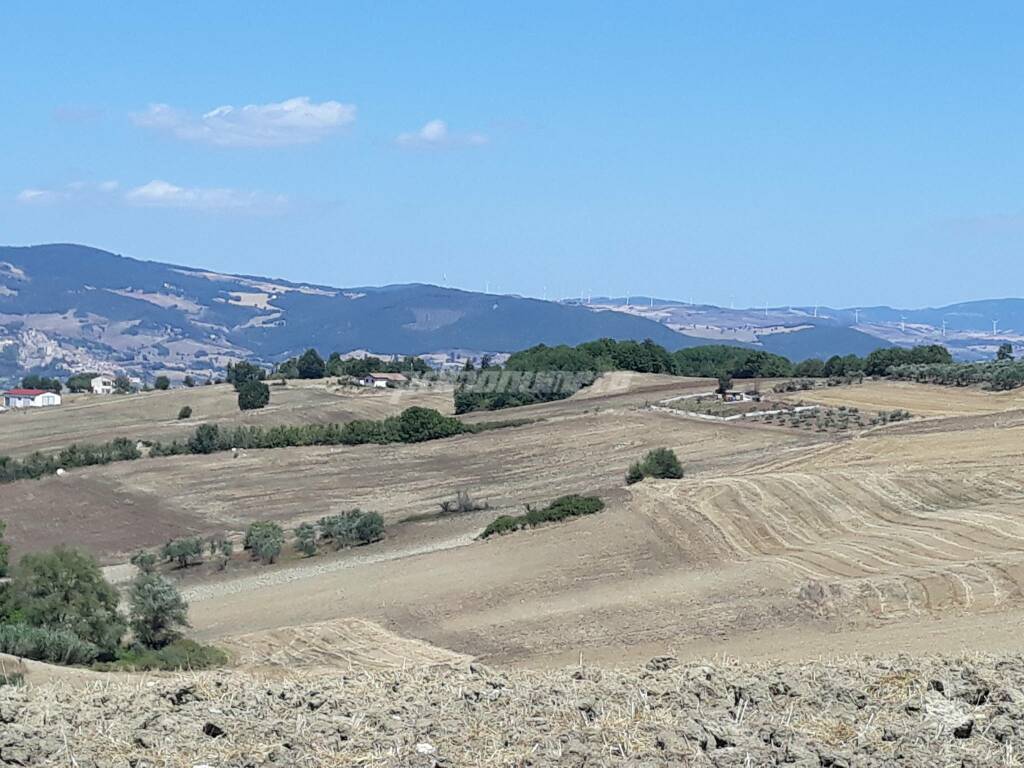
[
  {"left": 2, "top": 652, "right": 1022, "bottom": 766},
  {"left": 6, "top": 374, "right": 1024, "bottom": 765}
]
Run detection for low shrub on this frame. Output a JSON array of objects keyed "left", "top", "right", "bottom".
[
  {"left": 93, "top": 639, "right": 227, "bottom": 672},
  {"left": 627, "top": 448, "right": 684, "bottom": 484},
  {"left": 177, "top": 406, "right": 192, "bottom": 420},
  {"left": 479, "top": 495, "right": 605, "bottom": 539},
  {"left": 0, "top": 624, "right": 100, "bottom": 665}
]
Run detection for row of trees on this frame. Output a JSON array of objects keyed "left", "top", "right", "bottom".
[
  {"left": 0, "top": 437, "right": 140, "bottom": 484},
  {"left": 269, "top": 349, "right": 431, "bottom": 380},
  {"left": 151, "top": 407, "right": 473, "bottom": 456}
]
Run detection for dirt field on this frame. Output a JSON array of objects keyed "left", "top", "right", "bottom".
[
  {"left": 776, "top": 378, "right": 1024, "bottom": 417},
  {"left": 5, "top": 374, "right": 1024, "bottom": 674}
]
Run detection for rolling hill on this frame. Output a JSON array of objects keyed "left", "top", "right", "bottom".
[{"left": 0, "top": 244, "right": 706, "bottom": 382}]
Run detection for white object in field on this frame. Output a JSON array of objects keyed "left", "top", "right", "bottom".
[
  {"left": 56, "top": 468, "right": 66, "bottom": 476},
  {"left": 415, "top": 743, "right": 436, "bottom": 755}
]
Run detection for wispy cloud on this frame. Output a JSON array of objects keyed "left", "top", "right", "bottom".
[
  {"left": 132, "top": 96, "right": 356, "bottom": 147},
  {"left": 125, "top": 179, "right": 286, "bottom": 211},
  {"left": 15, "top": 179, "right": 283, "bottom": 213},
  {"left": 14, "top": 181, "right": 119, "bottom": 205},
  {"left": 396, "top": 119, "right": 488, "bottom": 149}
]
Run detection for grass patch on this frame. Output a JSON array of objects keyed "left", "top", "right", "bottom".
[{"left": 480, "top": 495, "right": 604, "bottom": 539}]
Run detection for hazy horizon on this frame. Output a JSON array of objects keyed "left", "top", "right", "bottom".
[{"left": 4, "top": 3, "right": 1024, "bottom": 308}]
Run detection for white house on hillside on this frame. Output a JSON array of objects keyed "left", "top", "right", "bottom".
[
  {"left": 358, "top": 372, "right": 408, "bottom": 388},
  {"left": 91, "top": 375, "right": 115, "bottom": 394},
  {"left": 3, "top": 388, "right": 62, "bottom": 408}
]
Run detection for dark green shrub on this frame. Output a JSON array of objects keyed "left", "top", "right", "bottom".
[
  {"left": 154, "top": 376, "right": 170, "bottom": 390},
  {"left": 177, "top": 406, "right": 192, "bottom": 420},
  {"left": 94, "top": 639, "right": 227, "bottom": 672},
  {"left": 238, "top": 380, "right": 270, "bottom": 411},
  {"left": 317, "top": 510, "right": 385, "bottom": 548},
  {"left": 479, "top": 495, "right": 604, "bottom": 539},
  {"left": 640, "top": 448, "right": 684, "bottom": 480}
]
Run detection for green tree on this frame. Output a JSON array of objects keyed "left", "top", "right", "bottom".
[
  {"left": 183, "top": 375, "right": 195, "bottom": 388},
  {"left": 128, "top": 573, "right": 189, "bottom": 649},
  {"left": 66, "top": 372, "right": 99, "bottom": 393},
  {"left": 294, "top": 522, "right": 318, "bottom": 557},
  {"left": 21, "top": 375, "right": 62, "bottom": 393},
  {"left": 639, "top": 447, "right": 684, "bottom": 479},
  {"left": 188, "top": 423, "right": 221, "bottom": 453},
  {"left": 237, "top": 380, "right": 270, "bottom": 411},
  {"left": 226, "top": 361, "right": 265, "bottom": 390},
  {"left": 6, "top": 548, "right": 125, "bottom": 657},
  {"left": 297, "top": 348, "right": 326, "bottom": 379},
  {"left": 113, "top": 375, "right": 133, "bottom": 394},
  {"left": 129, "top": 550, "right": 157, "bottom": 574},
  {"left": 998, "top": 342, "right": 1015, "bottom": 361},
  {"left": 245, "top": 521, "right": 284, "bottom": 564},
  {"left": 160, "top": 537, "right": 204, "bottom": 568},
  {"left": 177, "top": 405, "right": 192, "bottom": 420},
  {"left": 153, "top": 375, "right": 170, "bottom": 390}
]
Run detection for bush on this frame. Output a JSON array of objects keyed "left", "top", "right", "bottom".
[
  {"left": 160, "top": 537, "right": 204, "bottom": 568},
  {"left": 245, "top": 521, "right": 284, "bottom": 564},
  {"left": 0, "top": 624, "right": 100, "bottom": 665},
  {"left": 0, "top": 438, "right": 141, "bottom": 485},
  {"left": 640, "top": 447, "right": 684, "bottom": 479},
  {"left": 177, "top": 406, "right": 192, "bottom": 420},
  {"left": 154, "top": 376, "right": 170, "bottom": 390},
  {"left": 238, "top": 380, "right": 270, "bottom": 411},
  {"left": 296, "top": 348, "right": 327, "bottom": 379},
  {"left": 295, "top": 522, "right": 318, "bottom": 557},
  {"left": 317, "top": 510, "right": 385, "bottom": 549},
  {"left": 94, "top": 639, "right": 227, "bottom": 672},
  {"left": 129, "top": 550, "right": 157, "bottom": 574},
  {"left": 5, "top": 548, "right": 125, "bottom": 657},
  {"left": 128, "top": 573, "right": 190, "bottom": 649},
  {"left": 479, "top": 495, "right": 605, "bottom": 539}
]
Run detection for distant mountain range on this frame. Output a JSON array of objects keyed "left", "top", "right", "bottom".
[{"left": 0, "top": 244, "right": 1013, "bottom": 382}]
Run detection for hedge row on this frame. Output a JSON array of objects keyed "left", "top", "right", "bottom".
[{"left": 480, "top": 495, "right": 605, "bottom": 539}]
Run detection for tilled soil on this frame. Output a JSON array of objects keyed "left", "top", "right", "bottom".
[{"left": 2, "top": 653, "right": 1021, "bottom": 766}]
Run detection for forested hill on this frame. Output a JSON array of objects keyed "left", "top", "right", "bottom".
[{"left": 0, "top": 244, "right": 706, "bottom": 381}]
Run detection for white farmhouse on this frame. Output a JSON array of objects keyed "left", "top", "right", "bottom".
[
  {"left": 91, "top": 375, "right": 115, "bottom": 394},
  {"left": 3, "top": 388, "right": 62, "bottom": 408},
  {"left": 358, "top": 372, "right": 408, "bottom": 388}
]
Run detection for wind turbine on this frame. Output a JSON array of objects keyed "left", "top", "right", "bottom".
[
  {"left": 853, "top": 308, "right": 861, "bottom": 324},
  {"left": 900, "top": 315, "right": 907, "bottom": 333},
  {"left": 941, "top": 319, "right": 947, "bottom": 337},
  {"left": 993, "top": 319, "right": 999, "bottom": 337}
]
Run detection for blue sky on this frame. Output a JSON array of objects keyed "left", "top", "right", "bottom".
[{"left": 3, "top": 2, "right": 1023, "bottom": 308}]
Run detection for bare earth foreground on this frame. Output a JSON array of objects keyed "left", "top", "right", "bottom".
[{"left": 5, "top": 375, "right": 1024, "bottom": 764}]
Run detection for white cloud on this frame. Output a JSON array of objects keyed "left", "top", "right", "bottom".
[
  {"left": 124, "top": 180, "right": 286, "bottom": 211},
  {"left": 396, "top": 118, "right": 488, "bottom": 148},
  {"left": 16, "top": 179, "right": 281, "bottom": 213},
  {"left": 133, "top": 96, "right": 356, "bottom": 147},
  {"left": 16, "top": 188, "right": 61, "bottom": 204}
]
